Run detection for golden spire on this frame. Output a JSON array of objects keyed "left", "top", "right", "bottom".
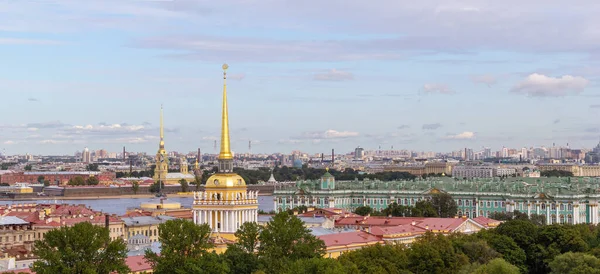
[
  {"left": 159, "top": 104, "right": 165, "bottom": 150},
  {"left": 219, "top": 64, "right": 233, "bottom": 160}
]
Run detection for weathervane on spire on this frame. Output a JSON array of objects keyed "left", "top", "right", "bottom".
[{"left": 223, "top": 63, "right": 228, "bottom": 79}]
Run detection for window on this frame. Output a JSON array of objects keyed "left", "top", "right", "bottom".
[
  {"left": 458, "top": 199, "right": 462, "bottom": 206},
  {"left": 487, "top": 201, "right": 491, "bottom": 207},
  {"left": 560, "top": 204, "right": 564, "bottom": 211},
  {"left": 466, "top": 200, "right": 470, "bottom": 207},
  {"left": 480, "top": 201, "right": 484, "bottom": 207},
  {"left": 541, "top": 204, "right": 546, "bottom": 210},
  {"left": 551, "top": 204, "right": 556, "bottom": 210}
]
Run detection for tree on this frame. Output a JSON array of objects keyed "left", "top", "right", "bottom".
[
  {"left": 549, "top": 252, "right": 600, "bottom": 274},
  {"left": 149, "top": 182, "right": 161, "bottom": 193},
  {"left": 258, "top": 211, "right": 326, "bottom": 273},
  {"left": 354, "top": 206, "right": 373, "bottom": 216},
  {"left": 145, "top": 219, "right": 227, "bottom": 274},
  {"left": 32, "top": 222, "right": 129, "bottom": 274},
  {"left": 24, "top": 164, "right": 32, "bottom": 171},
  {"left": 430, "top": 193, "right": 458, "bottom": 218},
  {"left": 86, "top": 176, "right": 100, "bottom": 185},
  {"left": 132, "top": 181, "right": 140, "bottom": 194},
  {"left": 286, "top": 258, "right": 346, "bottom": 274},
  {"left": 473, "top": 258, "right": 520, "bottom": 274},
  {"left": 67, "top": 176, "right": 85, "bottom": 186},
  {"left": 407, "top": 231, "right": 468, "bottom": 274},
  {"left": 235, "top": 222, "right": 261, "bottom": 253},
  {"left": 223, "top": 245, "right": 259, "bottom": 274},
  {"left": 179, "top": 179, "right": 189, "bottom": 192},
  {"left": 413, "top": 200, "right": 438, "bottom": 217},
  {"left": 37, "top": 176, "right": 45, "bottom": 184},
  {"left": 86, "top": 163, "right": 99, "bottom": 171}
]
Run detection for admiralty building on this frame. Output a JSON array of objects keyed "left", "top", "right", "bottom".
[{"left": 273, "top": 172, "right": 600, "bottom": 225}]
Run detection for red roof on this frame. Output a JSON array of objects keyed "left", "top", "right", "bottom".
[
  {"left": 370, "top": 224, "right": 427, "bottom": 237},
  {"left": 125, "top": 255, "right": 153, "bottom": 273},
  {"left": 336, "top": 216, "right": 426, "bottom": 227},
  {"left": 318, "top": 231, "right": 382, "bottom": 247},
  {"left": 51, "top": 205, "right": 95, "bottom": 216},
  {"left": 4, "top": 211, "right": 39, "bottom": 223},
  {"left": 472, "top": 216, "right": 501, "bottom": 228}
]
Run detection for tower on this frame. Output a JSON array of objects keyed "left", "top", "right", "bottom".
[
  {"left": 153, "top": 105, "right": 169, "bottom": 183},
  {"left": 193, "top": 64, "right": 259, "bottom": 240},
  {"left": 180, "top": 156, "right": 189, "bottom": 174}
]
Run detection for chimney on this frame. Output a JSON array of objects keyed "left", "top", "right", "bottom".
[
  {"left": 197, "top": 148, "right": 201, "bottom": 163},
  {"left": 105, "top": 214, "right": 110, "bottom": 230},
  {"left": 331, "top": 149, "right": 334, "bottom": 165}
]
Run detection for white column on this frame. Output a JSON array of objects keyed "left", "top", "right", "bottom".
[
  {"left": 243, "top": 210, "right": 246, "bottom": 224},
  {"left": 546, "top": 205, "right": 550, "bottom": 224},
  {"left": 193, "top": 210, "right": 197, "bottom": 224},
  {"left": 223, "top": 211, "right": 230, "bottom": 232},
  {"left": 574, "top": 204, "right": 579, "bottom": 224},
  {"left": 203, "top": 211, "right": 207, "bottom": 225},
  {"left": 208, "top": 211, "right": 213, "bottom": 231}
]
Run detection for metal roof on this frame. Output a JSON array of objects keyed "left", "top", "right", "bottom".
[{"left": 0, "top": 216, "right": 29, "bottom": 226}]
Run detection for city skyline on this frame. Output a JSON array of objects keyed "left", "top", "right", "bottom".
[{"left": 1, "top": 1, "right": 600, "bottom": 155}]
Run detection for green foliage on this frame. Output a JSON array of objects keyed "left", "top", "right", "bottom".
[
  {"left": 338, "top": 244, "right": 409, "bottom": 274},
  {"left": 430, "top": 193, "right": 458, "bottom": 218},
  {"left": 67, "top": 176, "right": 86, "bottom": 186},
  {"left": 473, "top": 258, "right": 521, "bottom": 274},
  {"left": 32, "top": 222, "right": 129, "bottom": 274},
  {"left": 149, "top": 182, "right": 161, "bottom": 193},
  {"left": 0, "top": 162, "right": 17, "bottom": 170},
  {"left": 407, "top": 231, "right": 469, "bottom": 273},
  {"left": 145, "top": 219, "right": 219, "bottom": 274},
  {"left": 257, "top": 211, "right": 326, "bottom": 273},
  {"left": 37, "top": 175, "right": 45, "bottom": 183},
  {"left": 132, "top": 181, "right": 140, "bottom": 194},
  {"left": 235, "top": 222, "right": 262, "bottom": 253},
  {"left": 86, "top": 176, "right": 100, "bottom": 185},
  {"left": 179, "top": 179, "right": 189, "bottom": 192},
  {"left": 549, "top": 252, "right": 600, "bottom": 274},
  {"left": 24, "top": 164, "right": 32, "bottom": 171},
  {"left": 476, "top": 230, "right": 528, "bottom": 273},
  {"left": 354, "top": 206, "right": 374, "bottom": 216},
  {"left": 413, "top": 200, "right": 438, "bottom": 217},
  {"left": 223, "top": 245, "right": 259, "bottom": 274},
  {"left": 541, "top": 170, "right": 574, "bottom": 177},
  {"left": 86, "top": 163, "right": 99, "bottom": 171},
  {"left": 285, "top": 258, "right": 345, "bottom": 274}
]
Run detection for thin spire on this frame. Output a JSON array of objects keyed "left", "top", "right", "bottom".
[
  {"left": 159, "top": 104, "right": 165, "bottom": 150},
  {"left": 219, "top": 64, "right": 233, "bottom": 160}
]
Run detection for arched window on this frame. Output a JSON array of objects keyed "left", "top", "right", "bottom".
[
  {"left": 568, "top": 214, "right": 573, "bottom": 224},
  {"left": 458, "top": 199, "right": 462, "bottom": 206}
]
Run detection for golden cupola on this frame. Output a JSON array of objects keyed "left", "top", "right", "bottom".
[{"left": 205, "top": 64, "right": 246, "bottom": 188}]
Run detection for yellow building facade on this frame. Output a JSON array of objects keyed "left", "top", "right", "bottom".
[{"left": 192, "top": 64, "right": 259, "bottom": 243}]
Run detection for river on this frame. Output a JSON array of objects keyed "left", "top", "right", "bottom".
[{"left": 0, "top": 195, "right": 275, "bottom": 215}]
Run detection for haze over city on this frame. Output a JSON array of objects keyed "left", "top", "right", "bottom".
[{"left": 1, "top": 1, "right": 600, "bottom": 155}]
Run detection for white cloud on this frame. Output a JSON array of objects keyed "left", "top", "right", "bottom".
[
  {"left": 471, "top": 75, "right": 497, "bottom": 86},
  {"left": 443, "top": 132, "right": 476, "bottom": 140},
  {"left": 511, "top": 73, "right": 589, "bottom": 97},
  {"left": 422, "top": 83, "right": 454, "bottom": 94},
  {"left": 3, "top": 140, "right": 16, "bottom": 145},
  {"left": 27, "top": 128, "right": 38, "bottom": 132},
  {"left": 69, "top": 124, "right": 147, "bottom": 135},
  {"left": 302, "top": 129, "right": 359, "bottom": 139},
  {"left": 201, "top": 136, "right": 218, "bottom": 141},
  {"left": 314, "top": 69, "right": 354, "bottom": 81}
]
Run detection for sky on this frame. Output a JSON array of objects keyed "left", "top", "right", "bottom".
[{"left": 1, "top": 0, "right": 600, "bottom": 156}]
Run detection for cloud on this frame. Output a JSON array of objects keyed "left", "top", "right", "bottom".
[
  {"left": 201, "top": 136, "right": 218, "bottom": 141},
  {"left": 422, "top": 83, "right": 454, "bottom": 94},
  {"left": 471, "top": 75, "right": 497, "bottom": 87},
  {"left": 3, "top": 140, "right": 16, "bottom": 145},
  {"left": 511, "top": 73, "right": 589, "bottom": 97},
  {"left": 300, "top": 129, "right": 359, "bottom": 139},
  {"left": 27, "top": 97, "right": 39, "bottom": 102},
  {"left": 397, "top": 125, "right": 410, "bottom": 129},
  {"left": 443, "top": 131, "right": 476, "bottom": 140},
  {"left": 422, "top": 123, "right": 442, "bottom": 130},
  {"left": 26, "top": 121, "right": 67, "bottom": 129},
  {"left": 553, "top": 119, "right": 561, "bottom": 124},
  {"left": 313, "top": 69, "right": 354, "bottom": 81},
  {"left": 591, "top": 104, "right": 600, "bottom": 108},
  {"left": 68, "top": 124, "right": 147, "bottom": 135}
]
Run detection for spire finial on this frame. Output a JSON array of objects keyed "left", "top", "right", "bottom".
[
  {"left": 219, "top": 64, "right": 233, "bottom": 160},
  {"left": 159, "top": 104, "right": 165, "bottom": 150}
]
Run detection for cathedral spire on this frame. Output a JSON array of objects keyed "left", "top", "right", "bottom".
[
  {"left": 219, "top": 64, "right": 233, "bottom": 160},
  {"left": 159, "top": 104, "right": 165, "bottom": 150}
]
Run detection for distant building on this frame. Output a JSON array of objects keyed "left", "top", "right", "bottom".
[
  {"left": 82, "top": 147, "right": 91, "bottom": 164},
  {"left": 354, "top": 147, "right": 365, "bottom": 160}
]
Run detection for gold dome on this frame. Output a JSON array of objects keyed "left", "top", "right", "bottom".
[{"left": 205, "top": 173, "right": 246, "bottom": 188}]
